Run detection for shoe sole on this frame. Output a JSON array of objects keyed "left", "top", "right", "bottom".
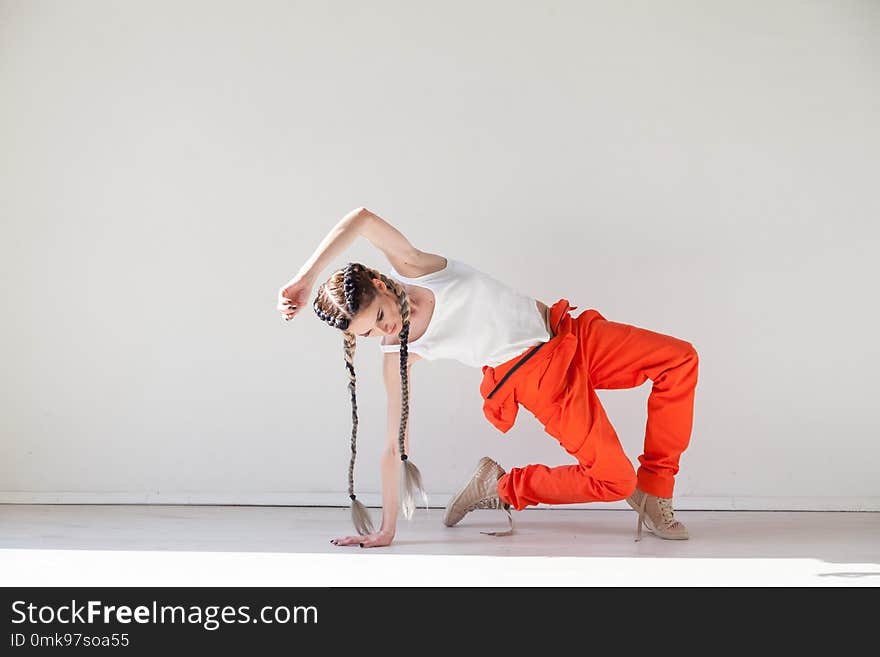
[{"left": 443, "top": 457, "right": 498, "bottom": 527}]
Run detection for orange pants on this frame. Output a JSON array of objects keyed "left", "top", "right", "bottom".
[{"left": 479, "top": 298, "right": 699, "bottom": 510}]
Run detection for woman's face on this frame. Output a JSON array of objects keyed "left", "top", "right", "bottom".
[{"left": 350, "top": 281, "right": 401, "bottom": 339}]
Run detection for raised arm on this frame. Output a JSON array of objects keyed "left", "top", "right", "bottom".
[
  {"left": 279, "top": 206, "right": 430, "bottom": 320},
  {"left": 285, "top": 207, "right": 367, "bottom": 288}
]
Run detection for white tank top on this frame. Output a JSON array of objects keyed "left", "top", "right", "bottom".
[{"left": 379, "top": 257, "right": 552, "bottom": 368}]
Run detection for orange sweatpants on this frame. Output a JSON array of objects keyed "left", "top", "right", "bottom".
[{"left": 479, "top": 298, "right": 699, "bottom": 510}]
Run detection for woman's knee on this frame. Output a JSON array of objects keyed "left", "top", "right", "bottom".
[
  {"left": 605, "top": 473, "right": 637, "bottom": 501},
  {"left": 585, "top": 467, "right": 636, "bottom": 502}
]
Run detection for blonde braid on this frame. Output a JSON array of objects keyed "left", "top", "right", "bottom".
[
  {"left": 342, "top": 329, "right": 359, "bottom": 499},
  {"left": 377, "top": 274, "right": 412, "bottom": 458},
  {"left": 375, "top": 272, "right": 428, "bottom": 518}
]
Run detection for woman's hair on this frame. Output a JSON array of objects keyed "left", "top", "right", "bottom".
[{"left": 312, "top": 261, "right": 428, "bottom": 534}]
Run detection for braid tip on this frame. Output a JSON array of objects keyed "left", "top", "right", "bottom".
[
  {"left": 400, "top": 458, "right": 429, "bottom": 520},
  {"left": 350, "top": 496, "right": 375, "bottom": 535}
]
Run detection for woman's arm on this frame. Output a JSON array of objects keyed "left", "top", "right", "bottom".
[
  {"left": 278, "top": 207, "right": 369, "bottom": 320},
  {"left": 296, "top": 206, "right": 427, "bottom": 282},
  {"left": 281, "top": 206, "right": 435, "bottom": 320},
  {"left": 294, "top": 207, "right": 368, "bottom": 283},
  {"left": 377, "top": 351, "right": 415, "bottom": 537}
]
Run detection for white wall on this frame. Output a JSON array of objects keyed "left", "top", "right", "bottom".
[{"left": 2, "top": 0, "right": 878, "bottom": 510}]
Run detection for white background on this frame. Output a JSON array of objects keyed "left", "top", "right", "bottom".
[{"left": 2, "top": 0, "right": 878, "bottom": 510}]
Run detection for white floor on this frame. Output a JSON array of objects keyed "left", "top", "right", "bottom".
[{"left": 2, "top": 505, "right": 878, "bottom": 586}]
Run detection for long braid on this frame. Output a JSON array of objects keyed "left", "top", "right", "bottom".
[
  {"left": 379, "top": 274, "right": 412, "bottom": 456},
  {"left": 339, "top": 264, "right": 374, "bottom": 534},
  {"left": 341, "top": 326, "right": 373, "bottom": 534},
  {"left": 377, "top": 273, "right": 429, "bottom": 518},
  {"left": 342, "top": 330, "right": 357, "bottom": 498}
]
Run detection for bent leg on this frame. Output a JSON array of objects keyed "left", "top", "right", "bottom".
[
  {"left": 497, "top": 370, "right": 637, "bottom": 510},
  {"left": 586, "top": 319, "right": 699, "bottom": 498}
]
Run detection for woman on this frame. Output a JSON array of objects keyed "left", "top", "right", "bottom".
[{"left": 277, "top": 207, "right": 699, "bottom": 548}]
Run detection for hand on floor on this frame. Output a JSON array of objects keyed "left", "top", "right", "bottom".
[{"left": 331, "top": 529, "right": 395, "bottom": 548}]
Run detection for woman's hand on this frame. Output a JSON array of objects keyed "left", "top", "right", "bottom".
[
  {"left": 331, "top": 529, "right": 395, "bottom": 548},
  {"left": 277, "top": 274, "right": 313, "bottom": 322}
]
